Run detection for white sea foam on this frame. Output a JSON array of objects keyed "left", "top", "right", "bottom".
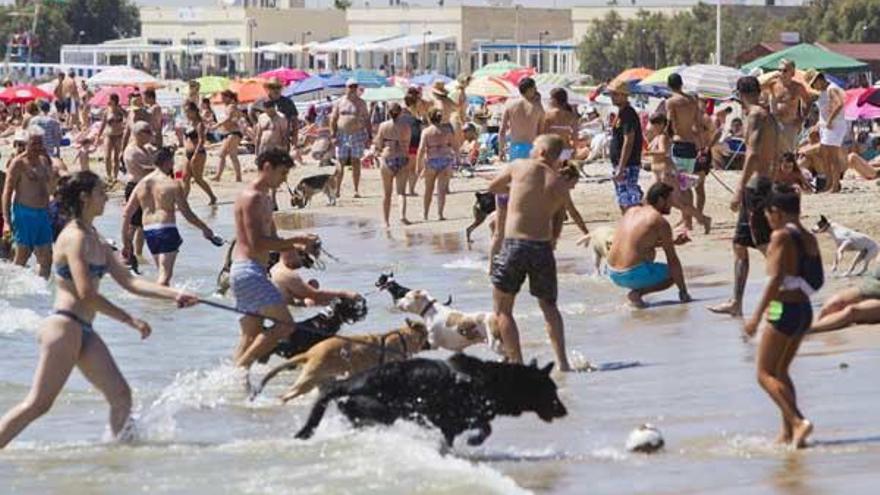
[
  {"left": 442, "top": 256, "right": 486, "bottom": 271},
  {"left": 0, "top": 299, "right": 44, "bottom": 335},
  {"left": 0, "top": 262, "right": 50, "bottom": 298}
]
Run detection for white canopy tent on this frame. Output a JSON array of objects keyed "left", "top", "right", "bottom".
[
  {"left": 356, "top": 34, "right": 453, "bottom": 53},
  {"left": 256, "top": 42, "right": 301, "bottom": 54}
]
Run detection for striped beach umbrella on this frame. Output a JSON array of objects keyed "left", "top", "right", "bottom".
[
  {"left": 463, "top": 76, "right": 516, "bottom": 98},
  {"left": 633, "top": 65, "right": 684, "bottom": 95},
  {"left": 472, "top": 61, "right": 523, "bottom": 78},
  {"left": 609, "top": 67, "right": 654, "bottom": 87},
  {"left": 680, "top": 64, "right": 744, "bottom": 100}
]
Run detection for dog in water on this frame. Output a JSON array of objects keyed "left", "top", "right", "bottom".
[
  {"left": 294, "top": 353, "right": 567, "bottom": 446},
  {"left": 576, "top": 225, "right": 615, "bottom": 274},
  {"left": 259, "top": 295, "right": 369, "bottom": 363},
  {"left": 465, "top": 191, "right": 496, "bottom": 243},
  {"left": 254, "top": 318, "right": 430, "bottom": 403},
  {"left": 811, "top": 214, "right": 879, "bottom": 276},
  {"left": 375, "top": 272, "right": 413, "bottom": 302},
  {"left": 290, "top": 173, "right": 341, "bottom": 208},
  {"left": 396, "top": 289, "right": 503, "bottom": 356}
]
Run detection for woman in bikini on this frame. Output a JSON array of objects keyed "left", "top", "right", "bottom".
[
  {"left": 744, "top": 184, "right": 822, "bottom": 449},
  {"left": 183, "top": 102, "right": 217, "bottom": 205},
  {"left": 96, "top": 93, "right": 126, "bottom": 184},
  {"left": 373, "top": 103, "right": 411, "bottom": 227},
  {"left": 0, "top": 171, "right": 198, "bottom": 449},
  {"left": 212, "top": 90, "right": 245, "bottom": 182},
  {"left": 404, "top": 89, "right": 427, "bottom": 196},
  {"left": 542, "top": 88, "right": 580, "bottom": 161},
  {"left": 417, "top": 108, "right": 455, "bottom": 221}
]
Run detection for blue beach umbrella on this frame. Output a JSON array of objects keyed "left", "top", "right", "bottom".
[
  {"left": 338, "top": 69, "right": 388, "bottom": 88},
  {"left": 283, "top": 76, "right": 327, "bottom": 96},
  {"left": 410, "top": 73, "right": 454, "bottom": 87}
]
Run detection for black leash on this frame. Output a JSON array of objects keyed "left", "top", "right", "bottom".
[{"left": 198, "top": 298, "right": 409, "bottom": 359}]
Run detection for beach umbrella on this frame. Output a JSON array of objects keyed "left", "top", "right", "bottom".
[
  {"left": 0, "top": 84, "right": 53, "bottom": 104},
  {"left": 845, "top": 88, "right": 880, "bottom": 120},
  {"left": 533, "top": 73, "right": 574, "bottom": 88},
  {"left": 633, "top": 65, "right": 683, "bottom": 96},
  {"left": 679, "top": 64, "right": 744, "bottom": 99},
  {"left": 463, "top": 76, "right": 515, "bottom": 98},
  {"left": 409, "top": 73, "right": 452, "bottom": 87},
  {"left": 320, "top": 73, "right": 348, "bottom": 88},
  {"left": 387, "top": 75, "right": 410, "bottom": 88},
  {"left": 88, "top": 66, "right": 160, "bottom": 88},
  {"left": 609, "top": 67, "right": 654, "bottom": 87},
  {"left": 223, "top": 79, "right": 268, "bottom": 103},
  {"left": 362, "top": 86, "right": 405, "bottom": 102},
  {"left": 501, "top": 67, "right": 537, "bottom": 85},
  {"left": 472, "top": 61, "right": 523, "bottom": 78},
  {"left": 258, "top": 68, "right": 310, "bottom": 86},
  {"left": 857, "top": 87, "right": 880, "bottom": 108},
  {"left": 89, "top": 86, "right": 139, "bottom": 107},
  {"left": 195, "top": 76, "right": 231, "bottom": 95},
  {"left": 37, "top": 80, "right": 57, "bottom": 95},
  {"left": 338, "top": 69, "right": 388, "bottom": 88}
]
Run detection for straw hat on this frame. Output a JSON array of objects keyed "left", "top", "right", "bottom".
[
  {"left": 431, "top": 80, "right": 449, "bottom": 98},
  {"left": 264, "top": 77, "right": 283, "bottom": 89},
  {"left": 606, "top": 79, "right": 630, "bottom": 96},
  {"left": 804, "top": 68, "right": 823, "bottom": 87}
]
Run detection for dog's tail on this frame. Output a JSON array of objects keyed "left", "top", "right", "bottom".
[
  {"left": 294, "top": 385, "right": 345, "bottom": 440},
  {"left": 253, "top": 353, "right": 309, "bottom": 398}
]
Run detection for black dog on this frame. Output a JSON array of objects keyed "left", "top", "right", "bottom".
[
  {"left": 375, "top": 272, "right": 412, "bottom": 302},
  {"left": 259, "top": 295, "right": 369, "bottom": 363},
  {"left": 465, "top": 191, "right": 496, "bottom": 243},
  {"left": 294, "top": 353, "right": 567, "bottom": 446}
]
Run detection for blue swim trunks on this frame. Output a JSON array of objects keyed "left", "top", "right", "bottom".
[
  {"left": 230, "top": 260, "right": 285, "bottom": 313},
  {"left": 613, "top": 165, "right": 643, "bottom": 209},
  {"left": 608, "top": 262, "right": 669, "bottom": 291},
  {"left": 11, "top": 203, "right": 53, "bottom": 248},
  {"left": 508, "top": 141, "right": 533, "bottom": 160},
  {"left": 143, "top": 224, "right": 183, "bottom": 255}
]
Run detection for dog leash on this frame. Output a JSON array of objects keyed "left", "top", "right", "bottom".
[{"left": 198, "top": 298, "right": 410, "bottom": 359}]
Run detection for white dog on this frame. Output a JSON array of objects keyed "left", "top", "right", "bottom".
[
  {"left": 811, "top": 215, "right": 879, "bottom": 276},
  {"left": 577, "top": 225, "right": 615, "bottom": 274},
  {"left": 396, "top": 289, "right": 504, "bottom": 356}
]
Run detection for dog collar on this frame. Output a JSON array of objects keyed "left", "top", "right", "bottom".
[{"left": 419, "top": 299, "right": 438, "bottom": 318}]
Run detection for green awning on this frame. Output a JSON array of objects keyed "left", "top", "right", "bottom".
[{"left": 742, "top": 43, "right": 867, "bottom": 72}]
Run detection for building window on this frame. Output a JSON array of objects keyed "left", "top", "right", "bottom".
[
  {"left": 147, "top": 39, "right": 172, "bottom": 46},
  {"left": 445, "top": 42, "right": 456, "bottom": 51}
]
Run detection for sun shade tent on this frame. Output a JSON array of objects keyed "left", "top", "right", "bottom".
[
  {"left": 741, "top": 43, "right": 868, "bottom": 72},
  {"left": 88, "top": 66, "right": 161, "bottom": 88},
  {"left": 355, "top": 33, "right": 455, "bottom": 53},
  {"left": 337, "top": 69, "right": 388, "bottom": 88},
  {"left": 679, "top": 64, "right": 745, "bottom": 100},
  {"left": 311, "top": 35, "right": 397, "bottom": 54},
  {"left": 362, "top": 86, "right": 406, "bottom": 102},
  {"left": 256, "top": 42, "right": 301, "bottom": 54}
]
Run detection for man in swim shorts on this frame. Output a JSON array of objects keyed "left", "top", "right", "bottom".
[
  {"left": 709, "top": 76, "right": 780, "bottom": 318},
  {"left": 607, "top": 182, "right": 691, "bottom": 308},
  {"left": 491, "top": 77, "right": 544, "bottom": 271},
  {"left": 231, "top": 149, "right": 320, "bottom": 369},
  {"left": 608, "top": 79, "right": 643, "bottom": 213},
  {"left": 330, "top": 79, "right": 370, "bottom": 198},
  {"left": 122, "top": 121, "right": 157, "bottom": 262},
  {"left": 122, "top": 147, "right": 217, "bottom": 286},
  {"left": 488, "top": 134, "right": 576, "bottom": 372},
  {"left": 1, "top": 128, "right": 57, "bottom": 278},
  {"left": 666, "top": 73, "right": 705, "bottom": 224}
]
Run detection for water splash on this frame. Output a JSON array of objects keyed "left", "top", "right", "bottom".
[
  {"left": 0, "top": 299, "right": 44, "bottom": 335},
  {"left": 442, "top": 256, "right": 486, "bottom": 271},
  {"left": 0, "top": 262, "right": 50, "bottom": 298}
]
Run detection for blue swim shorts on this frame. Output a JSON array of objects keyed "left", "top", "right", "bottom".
[
  {"left": 613, "top": 165, "right": 643, "bottom": 209},
  {"left": 608, "top": 262, "right": 669, "bottom": 291},
  {"left": 11, "top": 203, "right": 53, "bottom": 248},
  {"left": 143, "top": 224, "right": 183, "bottom": 256},
  {"left": 508, "top": 141, "right": 533, "bottom": 160}
]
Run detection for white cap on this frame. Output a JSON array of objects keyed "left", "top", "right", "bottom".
[
  {"left": 345, "top": 78, "right": 358, "bottom": 87},
  {"left": 132, "top": 121, "right": 153, "bottom": 134}
]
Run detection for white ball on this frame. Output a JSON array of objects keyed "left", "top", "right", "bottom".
[{"left": 625, "top": 424, "right": 664, "bottom": 453}]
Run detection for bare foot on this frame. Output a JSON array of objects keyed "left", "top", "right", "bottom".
[
  {"left": 354, "top": 192, "right": 361, "bottom": 198},
  {"left": 208, "top": 195, "right": 218, "bottom": 206},
  {"left": 438, "top": 216, "right": 446, "bottom": 221},
  {"left": 707, "top": 300, "right": 742, "bottom": 317},
  {"left": 775, "top": 429, "right": 792, "bottom": 444},
  {"left": 792, "top": 419, "right": 813, "bottom": 449},
  {"left": 627, "top": 291, "right": 647, "bottom": 309}
]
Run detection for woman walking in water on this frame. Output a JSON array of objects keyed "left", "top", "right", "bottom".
[
  {"left": 744, "top": 184, "right": 822, "bottom": 449},
  {"left": 96, "top": 93, "right": 126, "bottom": 184},
  {"left": 212, "top": 90, "right": 245, "bottom": 182},
  {"left": 183, "top": 102, "right": 217, "bottom": 204},
  {"left": 0, "top": 171, "right": 199, "bottom": 448},
  {"left": 417, "top": 108, "right": 455, "bottom": 221}
]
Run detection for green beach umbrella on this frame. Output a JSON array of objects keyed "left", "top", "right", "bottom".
[
  {"left": 741, "top": 43, "right": 867, "bottom": 72},
  {"left": 473, "top": 61, "right": 524, "bottom": 78},
  {"left": 195, "top": 76, "right": 231, "bottom": 95},
  {"left": 361, "top": 86, "right": 405, "bottom": 102}
]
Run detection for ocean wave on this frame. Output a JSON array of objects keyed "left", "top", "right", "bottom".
[
  {"left": 0, "top": 300, "right": 44, "bottom": 335},
  {"left": 0, "top": 262, "right": 50, "bottom": 298}
]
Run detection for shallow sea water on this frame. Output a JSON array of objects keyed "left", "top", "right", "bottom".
[{"left": 1, "top": 201, "right": 879, "bottom": 495}]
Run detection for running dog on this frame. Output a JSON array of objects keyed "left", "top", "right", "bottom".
[
  {"left": 465, "top": 191, "right": 496, "bottom": 243},
  {"left": 375, "top": 272, "right": 413, "bottom": 302},
  {"left": 259, "top": 295, "right": 369, "bottom": 363},
  {"left": 396, "top": 289, "right": 503, "bottom": 355},
  {"left": 576, "top": 225, "right": 616, "bottom": 274},
  {"left": 290, "top": 173, "right": 340, "bottom": 208},
  {"left": 254, "top": 318, "right": 430, "bottom": 403},
  {"left": 811, "top": 215, "right": 879, "bottom": 276},
  {"left": 294, "top": 353, "right": 567, "bottom": 446}
]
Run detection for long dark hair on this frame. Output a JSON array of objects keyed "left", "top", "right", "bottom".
[
  {"left": 56, "top": 171, "right": 102, "bottom": 218},
  {"left": 550, "top": 87, "right": 574, "bottom": 114}
]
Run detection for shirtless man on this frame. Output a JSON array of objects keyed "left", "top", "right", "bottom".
[
  {"left": 766, "top": 60, "right": 809, "bottom": 153},
  {"left": 492, "top": 77, "right": 544, "bottom": 271},
  {"left": 488, "top": 134, "right": 576, "bottom": 372},
  {"left": 121, "top": 147, "right": 217, "bottom": 286},
  {"left": 666, "top": 74, "right": 709, "bottom": 232},
  {"left": 271, "top": 250, "right": 359, "bottom": 307},
  {"left": 330, "top": 79, "right": 370, "bottom": 198},
  {"left": 121, "top": 122, "right": 156, "bottom": 261},
  {"left": 607, "top": 182, "right": 691, "bottom": 308},
  {"left": 709, "top": 76, "right": 780, "bottom": 317},
  {"left": 143, "top": 89, "right": 163, "bottom": 148},
  {"left": 373, "top": 102, "right": 411, "bottom": 227},
  {"left": 229, "top": 149, "right": 319, "bottom": 369},
  {"left": 808, "top": 70, "right": 847, "bottom": 193},
  {"left": 255, "top": 100, "right": 289, "bottom": 155},
  {"left": 1, "top": 128, "right": 57, "bottom": 278}
]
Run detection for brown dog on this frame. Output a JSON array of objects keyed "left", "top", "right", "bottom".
[
  {"left": 289, "top": 172, "right": 341, "bottom": 208},
  {"left": 256, "top": 319, "right": 430, "bottom": 403}
]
